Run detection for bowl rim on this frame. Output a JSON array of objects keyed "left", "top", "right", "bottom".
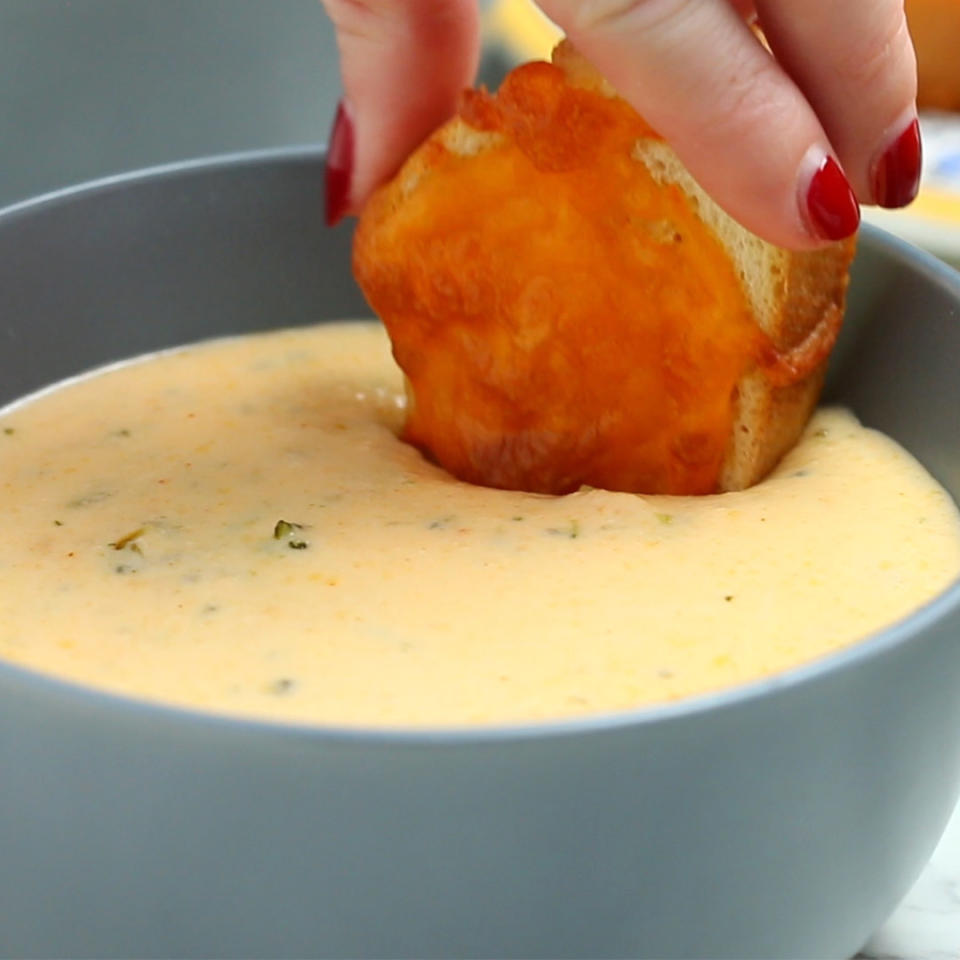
[{"left": 1, "top": 146, "right": 959, "bottom": 745}]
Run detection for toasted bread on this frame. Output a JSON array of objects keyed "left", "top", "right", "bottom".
[{"left": 354, "top": 43, "right": 856, "bottom": 495}]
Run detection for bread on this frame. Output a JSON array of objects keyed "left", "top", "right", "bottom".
[
  {"left": 353, "top": 42, "right": 857, "bottom": 496},
  {"left": 907, "top": 0, "right": 960, "bottom": 112}
]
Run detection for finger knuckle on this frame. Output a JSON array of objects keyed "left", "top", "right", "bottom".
[
  {"left": 708, "top": 55, "right": 784, "bottom": 138},
  {"left": 833, "top": 11, "right": 913, "bottom": 92}
]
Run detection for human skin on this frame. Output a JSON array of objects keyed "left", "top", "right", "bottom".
[{"left": 320, "top": 0, "right": 920, "bottom": 250}]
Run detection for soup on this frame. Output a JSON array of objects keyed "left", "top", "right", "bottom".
[{"left": 1, "top": 321, "right": 958, "bottom": 726}]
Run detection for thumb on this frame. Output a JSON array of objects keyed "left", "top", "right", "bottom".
[{"left": 321, "top": 0, "right": 480, "bottom": 225}]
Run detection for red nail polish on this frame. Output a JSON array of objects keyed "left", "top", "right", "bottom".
[
  {"left": 325, "top": 101, "right": 354, "bottom": 227},
  {"left": 804, "top": 156, "right": 860, "bottom": 241},
  {"left": 873, "top": 117, "right": 922, "bottom": 208}
]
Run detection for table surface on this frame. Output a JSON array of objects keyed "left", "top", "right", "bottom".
[{"left": 859, "top": 798, "right": 960, "bottom": 959}]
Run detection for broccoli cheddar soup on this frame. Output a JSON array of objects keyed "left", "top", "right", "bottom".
[{"left": 1, "top": 321, "right": 958, "bottom": 727}]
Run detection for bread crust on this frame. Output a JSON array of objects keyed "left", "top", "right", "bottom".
[
  {"left": 720, "top": 238, "right": 855, "bottom": 490},
  {"left": 558, "top": 42, "right": 856, "bottom": 490},
  {"left": 355, "top": 43, "right": 856, "bottom": 494}
]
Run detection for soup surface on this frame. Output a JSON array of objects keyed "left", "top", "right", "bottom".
[{"left": 1, "top": 321, "right": 958, "bottom": 727}]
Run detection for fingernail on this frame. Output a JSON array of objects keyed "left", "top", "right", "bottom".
[
  {"left": 802, "top": 153, "right": 860, "bottom": 242},
  {"left": 872, "top": 116, "right": 922, "bottom": 208},
  {"left": 325, "top": 100, "right": 354, "bottom": 227}
]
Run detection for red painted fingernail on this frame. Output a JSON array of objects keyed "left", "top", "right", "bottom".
[
  {"left": 325, "top": 100, "right": 354, "bottom": 227},
  {"left": 803, "top": 155, "right": 860, "bottom": 241},
  {"left": 872, "top": 117, "right": 922, "bottom": 208}
]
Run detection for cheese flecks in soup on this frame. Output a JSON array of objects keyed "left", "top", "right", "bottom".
[{"left": 1, "top": 321, "right": 958, "bottom": 727}]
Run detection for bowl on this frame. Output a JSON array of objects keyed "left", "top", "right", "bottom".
[{"left": 0, "top": 149, "right": 959, "bottom": 959}]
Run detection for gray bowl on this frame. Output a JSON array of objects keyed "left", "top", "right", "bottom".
[{"left": 1, "top": 149, "right": 959, "bottom": 960}]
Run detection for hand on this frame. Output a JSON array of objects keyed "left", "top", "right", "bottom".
[{"left": 321, "top": 0, "right": 919, "bottom": 249}]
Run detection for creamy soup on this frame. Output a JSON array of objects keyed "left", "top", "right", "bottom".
[{"left": 1, "top": 321, "right": 958, "bottom": 727}]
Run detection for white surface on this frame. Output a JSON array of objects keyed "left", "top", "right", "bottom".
[{"left": 860, "top": 798, "right": 960, "bottom": 959}]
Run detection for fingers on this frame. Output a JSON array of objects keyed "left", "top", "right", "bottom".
[
  {"left": 756, "top": 0, "right": 920, "bottom": 208},
  {"left": 539, "top": 0, "right": 860, "bottom": 249},
  {"left": 322, "top": 0, "right": 480, "bottom": 224}
]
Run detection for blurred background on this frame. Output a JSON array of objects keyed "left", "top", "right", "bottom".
[
  {"left": 0, "top": 0, "right": 536, "bottom": 209},
  {"left": 0, "top": 1, "right": 335, "bottom": 207},
  {"left": 2, "top": 0, "right": 959, "bottom": 264}
]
